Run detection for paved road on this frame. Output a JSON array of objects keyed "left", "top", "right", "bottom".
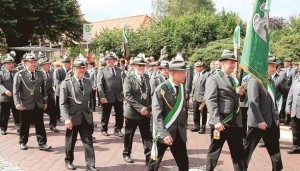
[{"left": 0, "top": 110, "right": 299, "bottom": 171}]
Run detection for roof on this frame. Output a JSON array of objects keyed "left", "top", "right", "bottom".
[{"left": 92, "top": 15, "right": 154, "bottom": 37}]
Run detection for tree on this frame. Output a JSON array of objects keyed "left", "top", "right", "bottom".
[
  {"left": 190, "top": 38, "right": 238, "bottom": 65},
  {"left": 0, "top": 0, "right": 84, "bottom": 55},
  {"left": 152, "top": 0, "right": 215, "bottom": 19}
]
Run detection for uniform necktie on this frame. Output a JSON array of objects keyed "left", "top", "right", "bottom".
[
  {"left": 31, "top": 72, "right": 35, "bottom": 81},
  {"left": 46, "top": 72, "right": 49, "bottom": 79},
  {"left": 141, "top": 76, "right": 146, "bottom": 91},
  {"left": 112, "top": 68, "right": 115, "bottom": 77},
  {"left": 175, "top": 85, "right": 179, "bottom": 96},
  {"left": 228, "top": 76, "right": 235, "bottom": 88},
  {"left": 79, "top": 80, "right": 83, "bottom": 91},
  {"left": 9, "top": 71, "right": 13, "bottom": 79}
]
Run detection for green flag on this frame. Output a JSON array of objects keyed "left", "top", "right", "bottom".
[
  {"left": 240, "top": 0, "right": 271, "bottom": 93},
  {"left": 121, "top": 24, "right": 129, "bottom": 58}
]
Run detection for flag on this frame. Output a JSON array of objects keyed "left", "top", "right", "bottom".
[
  {"left": 121, "top": 24, "right": 129, "bottom": 58},
  {"left": 233, "top": 25, "right": 241, "bottom": 49},
  {"left": 240, "top": 0, "right": 271, "bottom": 93}
]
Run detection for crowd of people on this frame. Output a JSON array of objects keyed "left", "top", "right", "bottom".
[{"left": 0, "top": 49, "right": 299, "bottom": 171}]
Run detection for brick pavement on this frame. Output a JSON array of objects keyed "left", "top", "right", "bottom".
[{"left": 0, "top": 111, "right": 299, "bottom": 171}]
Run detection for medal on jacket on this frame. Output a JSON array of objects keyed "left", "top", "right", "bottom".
[
  {"left": 142, "top": 92, "right": 147, "bottom": 99},
  {"left": 30, "top": 91, "right": 34, "bottom": 96}
]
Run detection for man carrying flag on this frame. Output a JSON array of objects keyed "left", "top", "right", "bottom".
[
  {"left": 244, "top": 56, "right": 283, "bottom": 170},
  {"left": 148, "top": 56, "right": 189, "bottom": 171},
  {"left": 239, "top": 0, "right": 283, "bottom": 170},
  {"left": 205, "top": 50, "right": 246, "bottom": 171}
]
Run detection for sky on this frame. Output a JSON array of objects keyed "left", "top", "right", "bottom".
[{"left": 77, "top": 0, "right": 300, "bottom": 22}]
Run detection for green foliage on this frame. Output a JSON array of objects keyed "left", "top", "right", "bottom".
[
  {"left": 0, "top": 0, "right": 84, "bottom": 49},
  {"left": 68, "top": 45, "right": 82, "bottom": 59},
  {"left": 289, "top": 15, "right": 300, "bottom": 33},
  {"left": 152, "top": 0, "right": 215, "bottom": 19},
  {"left": 271, "top": 33, "right": 300, "bottom": 61},
  {"left": 190, "top": 38, "right": 237, "bottom": 65},
  {"left": 91, "top": 10, "right": 244, "bottom": 60}
]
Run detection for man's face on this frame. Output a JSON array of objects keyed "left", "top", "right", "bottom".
[
  {"left": 63, "top": 62, "right": 71, "bottom": 69},
  {"left": 214, "top": 61, "right": 220, "bottom": 68},
  {"left": 73, "top": 66, "right": 86, "bottom": 79},
  {"left": 220, "top": 60, "right": 236, "bottom": 74},
  {"left": 160, "top": 68, "right": 169, "bottom": 77},
  {"left": 41, "top": 63, "right": 50, "bottom": 72},
  {"left": 25, "top": 60, "right": 37, "bottom": 71},
  {"left": 4, "top": 62, "right": 14, "bottom": 71},
  {"left": 284, "top": 61, "right": 291, "bottom": 67},
  {"left": 106, "top": 58, "right": 115, "bottom": 67},
  {"left": 170, "top": 70, "right": 186, "bottom": 84},
  {"left": 133, "top": 64, "right": 146, "bottom": 75},
  {"left": 195, "top": 66, "right": 204, "bottom": 72},
  {"left": 268, "top": 63, "right": 277, "bottom": 76},
  {"left": 153, "top": 66, "right": 159, "bottom": 71}
]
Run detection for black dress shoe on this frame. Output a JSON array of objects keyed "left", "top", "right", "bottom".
[
  {"left": 65, "top": 163, "right": 76, "bottom": 170},
  {"left": 50, "top": 127, "right": 59, "bottom": 132},
  {"left": 190, "top": 128, "right": 200, "bottom": 132},
  {"left": 287, "top": 149, "right": 300, "bottom": 154},
  {"left": 20, "top": 143, "right": 28, "bottom": 150},
  {"left": 86, "top": 166, "right": 98, "bottom": 171},
  {"left": 113, "top": 131, "right": 124, "bottom": 137},
  {"left": 123, "top": 155, "right": 134, "bottom": 163},
  {"left": 198, "top": 130, "right": 205, "bottom": 134},
  {"left": 1, "top": 130, "right": 6, "bottom": 135},
  {"left": 38, "top": 144, "right": 52, "bottom": 151},
  {"left": 101, "top": 131, "right": 109, "bottom": 136}
]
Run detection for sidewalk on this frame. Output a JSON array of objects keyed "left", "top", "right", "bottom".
[{"left": 0, "top": 111, "right": 299, "bottom": 171}]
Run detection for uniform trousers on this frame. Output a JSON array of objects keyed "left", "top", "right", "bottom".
[
  {"left": 45, "top": 95, "right": 59, "bottom": 128},
  {"left": 123, "top": 117, "right": 152, "bottom": 158},
  {"left": 206, "top": 127, "right": 246, "bottom": 171},
  {"left": 19, "top": 105, "right": 47, "bottom": 145},
  {"left": 192, "top": 101, "right": 207, "bottom": 130},
  {"left": 244, "top": 122, "right": 283, "bottom": 171},
  {"left": 0, "top": 101, "right": 20, "bottom": 131},
  {"left": 101, "top": 101, "right": 124, "bottom": 132},
  {"left": 240, "top": 107, "right": 248, "bottom": 139},
  {"left": 148, "top": 131, "right": 189, "bottom": 171},
  {"left": 291, "top": 117, "right": 300, "bottom": 149},
  {"left": 55, "top": 95, "right": 61, "bottom": 119},
  {"left": 65, "top": 117, "right": 95, "bottom": 167}
]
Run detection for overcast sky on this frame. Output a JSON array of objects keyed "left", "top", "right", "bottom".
[{"left": 77, "top": 0, "right": 300, "bottom": 22}]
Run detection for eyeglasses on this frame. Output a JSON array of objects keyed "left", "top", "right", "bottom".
[{"left": 138, "top": 65, "right": 145, "bottom": 67}]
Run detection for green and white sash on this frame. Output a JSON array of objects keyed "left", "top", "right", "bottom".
[
  {"left": 163, "top": 83, "right": 184, "bottom": 128},
  {"left": 151, "top": 82, "right": 184, "bottom": 160},
  {"left": 267, "top": 80, "right": 277, "bottom": 111}
]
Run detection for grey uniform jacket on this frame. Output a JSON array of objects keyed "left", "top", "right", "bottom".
[
  {"left": 97, "top": 66, "right": 123, "bottom": 103},
  {"left": 247, "top": 78, "right": 278, "bottom": 127},
  {"left": 185, "top": 64, "right": 193, "bottom": 94},
  {"left": 42, "top": 70, "right": 55, "bottom": 100},
  {"left": 273, "top": 72, "right": 288, "bottom": 100},
  {"left": 123, "top": 73, "right": 151, "bottom": 120},
  {"left": 205, "top": 70, "right": 242, "bottom": 127},
  {"left": 150, "top": 74, "right": 166, "bottom": 96},
  {"left": 286, "top": 80, "right": 300, "bottom": 118},
  {"left": 191, "top": 70, "right": 208, "bottom": 102},
  {"left": 152, "top": 81, "right": 187, "bottom": 142},
  {"left": 13, "top": 69, "right": 47, "bottom": 110},
  {"left": 53, "top": 67, "right": 68, "bottom": 96},
  {"left": 0, "top": 69, "right": 16, "bottom": 102},
  {"left": 59, "top": 77, "right": 93, "bottom": 126}
]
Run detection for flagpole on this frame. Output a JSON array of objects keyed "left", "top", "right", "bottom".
[{"left": 233, "top": 24, "right": 243, "bottom": 85}]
